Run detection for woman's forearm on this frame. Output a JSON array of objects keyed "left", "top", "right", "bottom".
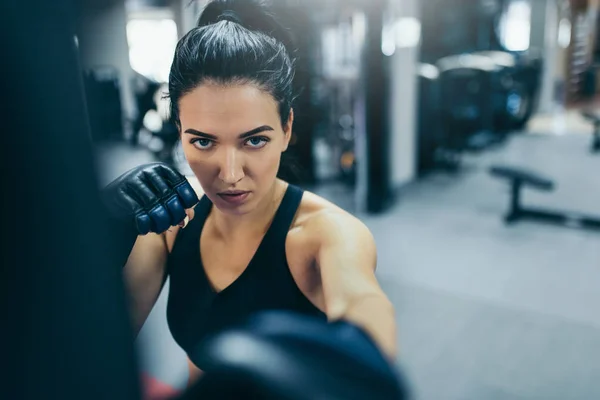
[{"left": 343, "top": 294, "right": 398, "bottom": 361}]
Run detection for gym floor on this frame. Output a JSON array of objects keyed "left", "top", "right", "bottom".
[{"left": 95, "top": 109, "right": 600, "bottom": 400}]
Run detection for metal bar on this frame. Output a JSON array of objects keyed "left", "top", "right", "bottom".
[
  {"left": 515, "top": 207, "right": 600, "bottom": 232},
  {"left": 505, "top": 181, "right": 522, "bottom": 223}
]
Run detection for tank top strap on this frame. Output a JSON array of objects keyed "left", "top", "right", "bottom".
[
  {"left": 258, "top": 184, "right": 304, "bottom": 251},
  {"left": 193, "top": 194, "right": 213, "bottom": 226},
  {"left": 168, "top": 194, "right": 212, "bottom": 265}
]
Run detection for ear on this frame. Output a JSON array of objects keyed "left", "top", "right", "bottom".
[{"left": 282, "top": 108, "right": 294, "bottom": 152}]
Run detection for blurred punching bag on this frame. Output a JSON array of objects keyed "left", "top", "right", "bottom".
[{"left": 0, "top": 0, "right": 141, "bottom": 399}]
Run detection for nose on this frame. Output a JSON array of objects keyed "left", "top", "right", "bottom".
[{"left": 218, "top": 147, "right": 245, "bottom": 185}]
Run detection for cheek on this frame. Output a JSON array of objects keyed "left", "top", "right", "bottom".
[
  {"left": 182, "top": 142, "right": 215, "bottom": 178},
  {"left": 249, "top": 147, "right": 282, "bottom": 178},
  {"left": 181, "top": 142, "right": 199, "bottom": 167}
]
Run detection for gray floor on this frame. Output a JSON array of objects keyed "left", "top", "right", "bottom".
[
  {"left": 95, "top": 129, "right": 600, "bottom": 400},
  {"left": 371, "top": 132, "right": 600, "bottom": 400}
]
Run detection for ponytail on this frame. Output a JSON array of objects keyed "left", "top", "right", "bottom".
[{"left": 196, "top": 0, "right": 296, "bottom": 57}]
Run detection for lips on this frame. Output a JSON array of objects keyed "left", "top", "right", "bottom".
[
  {"left": 219, "top": 190, "right": 249, "bottom": 196},
  {"left": 217, "top": 190, "right": 251, "bottom": 206}
]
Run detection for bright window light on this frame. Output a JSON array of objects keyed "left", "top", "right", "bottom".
[
  {"left": 499, "top": 1, "right": 531, "bottom": 51},
  {"left": 395, "top": 17, "right": 421, "bottom": 49},
  {"left": 558, "top": 18, "right": 572, "bottom": 49},
  {"left": 127, "top": 19, "right": 178, "bottom": 82},
  {"left": 382, "top": 17, "right": 422, "bottom": 56}
]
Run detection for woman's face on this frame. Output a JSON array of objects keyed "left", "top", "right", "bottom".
[{"left": 178, "top": 83, "right": 292, "bottom": 215}]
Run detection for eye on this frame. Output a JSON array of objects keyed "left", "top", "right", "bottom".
[
  {"left": 245, "top": 136, "right": 269, "bottom": 149},
  {"left": 191, "top": 138, "right": 213, "bottom": 150}
]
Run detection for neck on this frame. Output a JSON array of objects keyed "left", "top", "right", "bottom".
[{"left": 211, "top": 179, "right": 287, "bottom": 240}]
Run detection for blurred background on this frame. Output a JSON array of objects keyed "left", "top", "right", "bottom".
[{"left": 75, "top": 0, "right": 599, "bottom": 399}]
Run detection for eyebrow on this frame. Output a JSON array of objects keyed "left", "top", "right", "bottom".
[{"left": 184, "top": 125, "right": 275, "bottom": 140}]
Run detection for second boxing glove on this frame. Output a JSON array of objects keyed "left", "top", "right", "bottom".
[
  {"left": 102, "top": 162, "right": 199, "bottom": 235},
  {"left": 101, "top": 163, "right": 199, "bottom": 267}
]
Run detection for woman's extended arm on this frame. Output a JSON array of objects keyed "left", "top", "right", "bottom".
[{"left": 309, "top": 211, "right": 398, "bottom": 361}]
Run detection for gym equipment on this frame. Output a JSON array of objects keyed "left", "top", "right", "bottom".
[
  {"left": 418, "top": 0, "right": 543, "bottom": 139},
  {"left": 417, "top": 50, "right": 539, "bottom": 175},
  {"left": 3, "top": 0, "right": 142, "bottom": 398},
  {"left": 179, "top": 311, "right": 409, "bottom": 400},
  {"left": 490, "top": 165, "right": 600, "bottom": 231},
  {"left": 509, "top": 51, "right": 543, "bottom": 131},
  {"left": 580, "top": 111, "right": 600, "bottom": 152},
  {"left": 309, "top": 1, "right": 392, "bottom": 212},
  {"left": 433, "top": 50, "right": 541, "bottom": 173},
  {"left": 436, "top": 54, "right": 502, "bottom": 167},
  {"left": 472, "top": 51, "right": 536, "bottom": 133}
]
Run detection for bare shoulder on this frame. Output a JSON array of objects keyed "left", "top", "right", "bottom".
[
  {"left": 164, "top": 174, "right": 204, "bottom": 252},
  {"left": 288, "top": 189, "right": 375, "bottom": 251}
]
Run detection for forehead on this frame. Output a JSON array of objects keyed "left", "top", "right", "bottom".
[{"left": 178, "top": 83, "right": 279, "bottom": 133}]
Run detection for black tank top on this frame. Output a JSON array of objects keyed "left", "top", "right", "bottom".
[{"left": 166, "top": 184, "right": 326, "bottom": 357}]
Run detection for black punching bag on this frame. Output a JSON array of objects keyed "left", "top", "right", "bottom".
[{"left": 0, "top": 0, "right": 141, "bottom": 399}]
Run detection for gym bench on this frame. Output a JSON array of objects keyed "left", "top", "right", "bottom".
[{"left": 490, "top": 165, "right": 600, "bottom": 231}]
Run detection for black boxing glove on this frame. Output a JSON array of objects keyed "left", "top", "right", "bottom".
[
  {"left": 184, "top": 311, "right": 409, "bottom": 400},
  {"left": 101, "top": 163, "right": 199, "bottom": 266}
]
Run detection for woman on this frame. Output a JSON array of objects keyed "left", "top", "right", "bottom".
[{"left": 114, "top": 0, "right": 397, "bottom": 387}]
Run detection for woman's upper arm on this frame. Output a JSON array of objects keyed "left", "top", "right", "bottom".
[
  {"left": 123, "top": 232, "right": 170, "bottom": 335},
  {"left": 123, "top": 174, "right": 202, "bottom": 335}
]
